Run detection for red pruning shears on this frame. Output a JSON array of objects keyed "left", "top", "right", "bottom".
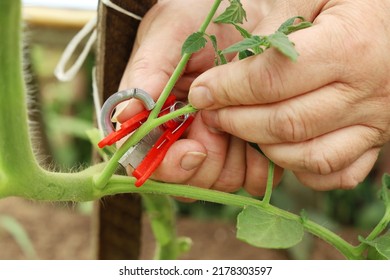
[{"left": 98, "top": 88, "right": 194, "bottom": 187}]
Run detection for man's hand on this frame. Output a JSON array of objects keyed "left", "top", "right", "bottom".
[
  {"left": 118, "top": 0, "right": 280, "bottom": 196},
  {"left": 189, "top": 0, "right": 390, "bottom": 190}
]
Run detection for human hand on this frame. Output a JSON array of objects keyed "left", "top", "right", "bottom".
[
  {"left": 189, "top": 0, "right": 390, "bottom": 190},
  {"left": 117, "top": 0, "right": 283, "bottom": 196}
]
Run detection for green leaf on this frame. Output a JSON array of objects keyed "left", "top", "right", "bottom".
[
  {"left": 367, "top": 247, "right": 388, "bottom": 260},
  {"left": 300, "top": 209, "right": 309, "bottom": 223},
  {"left": 238, "top": 49, "right": 255, "bottom": 60},
  {"left": 278, "top": 16, "right": 304, "bottom": 32},
  {"left": 278, "top": 16, "right": 312, "bottom": 35},
  {"left": 214, "top": 0, "right": 247, "bottom": 24},
  {"left": 86, "top": 128, "right": 115, "bottom": 160},
  {"left": 0, "top": 215, "right": 38, "bottom": 259},
  {"left": 209, "top": 34, "right": 218, "bottom": 52},
  {"left": 383, "top": 173, "right": 390, "bottom": 190},
  {"left": 359, "top": 231, "right": 390, "bottom": 259},
  {"left": 217, "top": 51, "right": 228, "bottom": 65},
  {"left": 231, "top": 22, "right": 252, "bottom": 38},
  {"left": 380, "top": 173, "right": 390, "bottom": 205},
  {"left": 222, "top": 36, "right": 265, "bottom": 54},
  {"left": 248, "top": 142, "right": 264, "bottom": 155},
  {"left": 181, "top": 32, "right": 207, "bottom": 55},
  {"left": 207, "top": 34, "right": 227, "bottom": 65},
  {"left": 267, "top": 31, "right": 299, "bottom": 61},
  {"left": 237, "top": 206, "right": 304, "bottom": 249}
]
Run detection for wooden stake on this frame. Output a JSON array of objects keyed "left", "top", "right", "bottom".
[{"left": 93, "top": 0, "right": 157, "bottom": 260}]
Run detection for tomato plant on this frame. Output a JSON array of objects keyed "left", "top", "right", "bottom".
[{"left": 0, "top": 0, "right": 389, "bottom": 260}]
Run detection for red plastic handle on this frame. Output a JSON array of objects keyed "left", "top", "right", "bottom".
[
  {"left": 132, "top": 115, "right": 194, "bottom": 187},
  {"left": 98, "top": 95, "right": 177, "bottom": 148}
]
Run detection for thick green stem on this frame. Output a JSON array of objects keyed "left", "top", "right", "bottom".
[
  {"left": 0, "top": 0, "right": 38, "bottom": 173},
  {"left": 0, "top": 0, "right": 44, "bottom": 198}
]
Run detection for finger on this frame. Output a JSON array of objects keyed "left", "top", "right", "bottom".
[
  {"left": 188, "top": 9, "right": 340, "bottom": 109},
  {"left": 200, "top": 83, "right": 368, "bottom": 144},
  {"left": 114, "top": 0, "right": 204, "bottom": 122},
  {"left": 243, "top": 144, "right": 284, "bottom": 197},
  {"left": 115, "top": 0, "right": 254, "bottom": 122},
  {"left": 183, "top": 113, "right": 230, "bottom": 189},
  {"left": 294, "top": 148, "right": 380, "bottom": 191},
  {"left": 211, "top": 136, "right": 246, "bottom": 193},
  {"left": 261, "top": 125, "right": 382, "bottom": 175},
  {"left": 150, "top": 139, "right": 207, "bottom": 183}
]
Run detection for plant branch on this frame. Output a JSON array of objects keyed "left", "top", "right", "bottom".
[
  {"left": 147, "top": 0, "right": 222, "bottom": 120},
  {"left": 102, "top": 175, "right": 359, "bottom": 258},
  {"left": 262, "top": 159, "right": 274, "bottom": 205},
  {"left": 354, "top": 187, "right": 390, "bottom": 255}
]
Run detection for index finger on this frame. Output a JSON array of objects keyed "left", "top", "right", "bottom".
[{"left": 188, "top": 23, "right": 340, "bottom": 110}]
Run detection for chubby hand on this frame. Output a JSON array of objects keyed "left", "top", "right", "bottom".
[
  {"left": 189, "top": 0, "right": 390, "bottom": 190},
  {"left": 117, "top": 0, "right": 283, "bottom": 196}
]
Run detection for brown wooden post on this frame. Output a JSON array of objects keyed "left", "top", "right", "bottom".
[{"left": 93, "top": 0, "right": 157, "bottom": 260}]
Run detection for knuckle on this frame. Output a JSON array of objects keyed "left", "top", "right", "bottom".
[
  {"left": 222, "top": 70, "right": 240, "bottom": 105},
  {"left": 304, "top": 146, "right": 343, "bottom": 175},
  {"left": 269, "top": 106, "right": 308, "bottom": 142},
  {"left": 213, "top": 168, "right": 244, "bottom": 193},
  {"left": 243, "top": 180, "right": 266, "bottom": 197},
  {"left": 218, "top": 109, "right": 239, "bottom": 134},
  {"left": 338, "top": 171, "right": 361, "bottom": 190},
  {"left": 249, "top": 57, "right": 285, "bottom": 102},
  {"left": 131, "top": 55, "right": 172, "bottom": 82}
]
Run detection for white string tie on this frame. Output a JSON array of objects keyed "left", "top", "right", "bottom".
[
  {"left": 53, "top": 0, "right": 144, "bottom": 135},
  {"left": 101, "top": 0, "right": 143, "bottom": 21},
  {"left": 54, "top": 16, "right": 97, "bottom": 82},
  {"left": 54, "top": 0, "right": 143, "bottom": 82}
]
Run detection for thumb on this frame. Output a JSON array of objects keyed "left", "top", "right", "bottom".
[{"left": 188, "top": 0, "right": 329, "bottom": 109}]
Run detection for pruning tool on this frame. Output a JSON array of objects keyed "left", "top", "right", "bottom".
[{"left": 98, "top": 88, "right": 194, "bottom": 187}]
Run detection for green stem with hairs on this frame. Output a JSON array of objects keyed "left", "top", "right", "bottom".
[{"left": 0, "top": 0, "right": 37, "bottom": 172}]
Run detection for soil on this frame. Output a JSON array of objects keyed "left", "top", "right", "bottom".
[{"left": 0, "top": 197, "right": 362, "bottom": 260}]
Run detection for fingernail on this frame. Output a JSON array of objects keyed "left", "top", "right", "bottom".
[
  {"left": 111, "top": 100, "right": 130, "bottom": 122},
  {"left": 189, "top": 86, "right": 214, "bottom": 109},
  {"left": 180, "top": 152, "right": 207, "bottom": 171}
]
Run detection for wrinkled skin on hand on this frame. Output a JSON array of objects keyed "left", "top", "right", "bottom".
[{"left": 119, "top": 0, "right": 390, "bottom": 195}]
